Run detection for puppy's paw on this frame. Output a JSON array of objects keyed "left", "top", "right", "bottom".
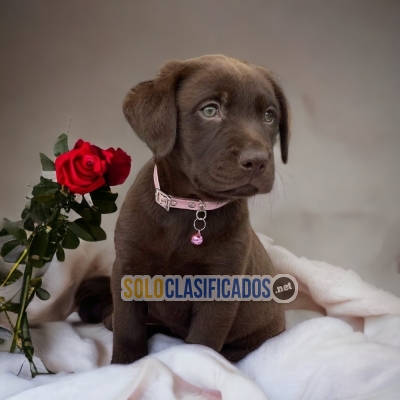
[{"left": 111, "top": 348, "right": 148, "bottom": 365}]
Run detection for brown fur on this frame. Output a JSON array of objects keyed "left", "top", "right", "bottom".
[{"left": 77, "top": 55, "right": 290, "bottom": 364}]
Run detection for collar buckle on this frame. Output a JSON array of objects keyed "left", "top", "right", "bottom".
[{"left": 155, "top": 188, "right": 171, "bottom": 211}]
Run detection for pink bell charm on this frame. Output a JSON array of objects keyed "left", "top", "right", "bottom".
[
  {"left": 191, "top": 203, "right": 206, "bottom": 245},
  {"left": 191, "top": 231, "right": 203, "bottom": 245}
]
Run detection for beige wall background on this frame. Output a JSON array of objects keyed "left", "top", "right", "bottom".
[{"left": 1, "top": 0, "right": 399, "bottom": 295}]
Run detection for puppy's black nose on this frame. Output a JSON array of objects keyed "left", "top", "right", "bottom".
[{"left": 239, "top": 149, "right": 268, "bottom": 174}]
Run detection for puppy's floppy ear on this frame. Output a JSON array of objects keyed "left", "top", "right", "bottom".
[
  {"left": 123, "top": 60, "right": 187, "bottom": 158},
  {"left": 269, "top": 77, "right": 291, "bottom": 164}
]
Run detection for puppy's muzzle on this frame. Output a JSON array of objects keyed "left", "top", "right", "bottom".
[{"left": 239, "top": 149, "right": 269, "bottom": 175}]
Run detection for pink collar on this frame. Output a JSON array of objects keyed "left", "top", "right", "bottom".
[{"left": 153, "top": 165, "right": 229, "bottom": 212}]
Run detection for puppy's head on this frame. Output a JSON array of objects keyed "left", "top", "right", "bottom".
[{"left": 123, "top": 55, "right": 290, "bottom": 200}]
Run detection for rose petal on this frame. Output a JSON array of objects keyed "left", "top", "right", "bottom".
[
  {"left": 105, "top": 148, "right": 132, "bottom": 186},
  {"left": 73, "top": 139, "right": 85, "bottom": 149},
  {"left": 55, "top": 140, "right": 109, "bottom": 194}
]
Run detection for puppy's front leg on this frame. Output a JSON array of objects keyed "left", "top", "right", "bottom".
[
  {"left": 186, "top": 301, "right": 239, "bottom": 352},
  {"left": 111, "top": 263, "right": 148, "bottom": 364}
]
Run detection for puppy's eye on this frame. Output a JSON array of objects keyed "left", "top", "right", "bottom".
[
  {"left": 201, "top": 105, "right": 219, "bottom": 118},
  {"left": 264, "top": 110, "right": 276, "bottom": 124}
]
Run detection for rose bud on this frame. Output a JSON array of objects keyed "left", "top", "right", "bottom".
[{"left": 55, "top": 140, "right": 110, "bottom": 194}]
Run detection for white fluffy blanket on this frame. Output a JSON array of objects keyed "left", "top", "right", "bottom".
[{"left": 1, "top": 233, "right": 400, "bottom": 400}]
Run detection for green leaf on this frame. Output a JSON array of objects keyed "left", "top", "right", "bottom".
[
  {"left": 0, "top": 301, "right": 21, "bottom": 313},
  {"left": 39, "top": 153, "right": 56, "bottom": 171},
  {"left": 39, "top": 176, "right": 54, "bottom": 184},
  {"left": 92, "top": 200, "right": 118, "bottom": 214},
  {"left": 29, "top": 229, "right": 49, "bottom": 267},
  {"left": 0, "top": 235, "right": 14, "bottom": 250},
  {"left": 87, "top": 224, "right": 107, "bottom": 241},
  {"left": 61, "top": 229, "right": 80, "bottom": 249},
  {"left": 30, "top": 205, "right": 49, "bottom": 225},
  {"left": 34, "top": 193, "right": 56, "bottom": 204},
  {"left": 43, "top": 230, "right": 58, "bottom": 262},
  {"left": 0, "top": 268, "right": 23, "bottom": 287},
  {"left": 23, "top": 217, "right": 35, "bottom": 231},
  {"left": 68, "top": 219, "right": 106, "bottom": 242},
  {"left": 91, "top": 186, "right": 118, "bottom": 202},
  {"left": 91, "top": 209, "right": 102, "bottom": 226},
  {"left": 3, "top": 219, "right": 27, "bottom": 242},
  {"left": 71, "top": 203, "right": 102, "bottom": 226},
  {"left": 0, "top": 239, "right": 20, "bottom": 258},
  {"left": 56, "top": 244, "right": 65, "bottom": 262},
  {"left": 80, "top": 209, "right": 91, "bottom": 220},
  {"left": 32, "top": 179, "right": 60, "bottom": 197},
  {"left": 47, "top": 208, "right": 60, "bottom": 226},
  {"left": 0, "top": 240, "right": 19, "bottom": 262},
  {"left": 21, "top": 208, "right": 30, "bottom": 219},
  {"left": 53, "top": 134, "right": 69, "bottom": 157},
  {"left": 0, "top": 228, "right": 8, "bottom": 237},
  {"left": 3, "top": 244, "right": 26, "bottom": 263},
  {"left": 36, "top": 287, "right": 50, "bottom": 301},
  {"left": 68, "top": 219, "right": 95, "bottom": 241}
]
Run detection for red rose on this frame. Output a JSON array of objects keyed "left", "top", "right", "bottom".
[
  {"left": 55, "top": 140, "right": 131, "bottom": 194},
  {"left": 55, "top": 140, "right": 109, "bottom": 194},
  {"left": 104, "top": 147, "right": 132, "bottom": 186}
]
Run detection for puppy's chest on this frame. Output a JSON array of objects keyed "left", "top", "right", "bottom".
[
  {"left": 130, "top": 204, "right": 248, "bottom": 276},
  {"left": 139, "top": 225, "right": 237, "bottom": 276},
  {"left": 134, "top": 233, "right": 243, "bottom": 276},
  {"left": 147, "top": 253, "right": 230, "bottom": 276}
]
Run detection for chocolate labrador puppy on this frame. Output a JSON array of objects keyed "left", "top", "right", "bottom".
[{"left": 77, "top": 54, "right": 290, "bottom": 364}]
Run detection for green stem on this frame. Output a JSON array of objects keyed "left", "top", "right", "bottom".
[
  {"left": 0, "top": 246, "right": 29, "bottom": 287},
  {"left": 21, "top": 311, "right": 37, "bottom": 377},
  {"left": 10, "top": 261, "right": 33, "bottom": 353}
]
